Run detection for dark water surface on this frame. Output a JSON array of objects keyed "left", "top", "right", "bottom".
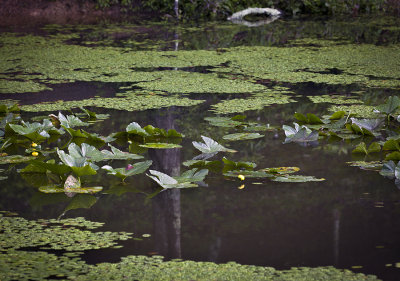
[{"left": 1, "top": 17, "right": 400, "bottom": 281}]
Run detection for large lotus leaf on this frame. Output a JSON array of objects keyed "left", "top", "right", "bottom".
[
  {"left": 139, "top": 143, "right": 182, "bottom": 149},
  {"left": 385, "top": 151, "right": 400, "bottom": 161},
  {"left": 100, "top": 144, "right": 143, "bottom": 160},
  {"left": 182, "top": 159, "right": 222, "bottom": 173},
  {"left": 0, "top": 155, "right": 34, "bottom": 164},
  {"left": 68, "top": 143, "right": 103, "bottom": 161},
  {"left": 126, "top": 122, "right": 150, "bottom": 137},
  {"left": 143, "top": 125, "right": 183, "bottom": 138},
  {"left": 347, "top": 161, "right": 383, "bottom": 171},
  {"left": 27, "top": 160, "right": 71, "bottom": 175},
  {"left": 283, "top": 123, "right": 319, "bottom": 143},
  {"left": 350, "top": 118, "right": 383, "bottom": 132},
  {"left": 222, "top": 133, "right": 264, "bottom": 141},
  {"left": 294, "top": 113, "right": 324, "bottom": 125},
  {"left": 193, "top": 136, "right": 236, "bottom": 153},
  {"left": 174, "top": 168, "right": 209, "bottom": 183},
  {"left": 375, "top": 96, "right": 400, "bottom": 115},
  {"left": 58, "top": 112, "right": 89, "bottom": 128},
  {"left": 39, "top": 184, "right": 65, "bottom": 193},
  {"left": 271, "top": 175, "right": 325, "bottom": 182},
  {"left": 380, "top": 161, "right": 397, "bottom": 178},
  {"left": 102, "top": 160, "right": 153, "bottom": 180},
  {"left": 329, "top": 111, "right": 346, "bottom": 120},
  {"left": 57, "top": 149, "right": 86, "bottom": 167},
  {"left": 8, "top": 121, "right": 53, "bottom": 142},
  {"left": 224, "top": 170, "right": 274, "bottom": 178},
  {"left": 352, "top": 142, "right": 381, "bottom": 155},
  {"left": 383, "top": 139, "right": 400, "bottom": 151},
  {"left": 147, "top": 170, "right": 197, "bottom": 189},
  {"left": 222, "top": 157, "right": 256, "bottom": 172},
  {"left": 262, "top": 167, "right": 300, "bottom": 174}
]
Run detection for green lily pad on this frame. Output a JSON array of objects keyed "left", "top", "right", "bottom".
[
  {"left": 222, "top": 133, "right": 264, "bottom": 141},
  {"left": 139, "top": 143, "right": 182, "bottom": 149},
  {"left": 193, "top": 136, "right": 236, "bottom": 153},
  {"left": 271, "top": 175, "right": 325, "bottom": 182},
  {"left": 146, "top": 170, "right": 198, "bottom": 189},
  {"left": 102, "top": 160, "right": 153, "bottom": 181}
]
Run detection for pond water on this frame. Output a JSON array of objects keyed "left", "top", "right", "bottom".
[{"left": 1, "top": 16, "right": 400, "bottom": 281}]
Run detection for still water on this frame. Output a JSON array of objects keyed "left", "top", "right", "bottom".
[{"left": 1, "top": 16, "right": 400, "bottom": 280}]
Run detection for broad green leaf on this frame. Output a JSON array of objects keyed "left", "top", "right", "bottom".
[
  {"left": 100, "top": 144, "right": 143, "bottom": 160},
  {"left": 139, "top": 143, "right": 182, "bottom": 149},
  {"left": 352, "top": 142, "right": 368, "bottom": 154},
  {"left": 126, "top": 122, "right": 150, "bottom": 137},
  {"left": 222, "top": 132, "right": 264, "bottom": 141},
  {"left": 102, "top": 160, "right": 153, "bottom": 180},
  {"left": 262, "top": 167, "right": 300, "bottom": 174},
  {"left": 385, "top": 151, "right": 400, "bottom": 161},
  {"left": 375, "top": 96, "right": 400, "bottom": 115},
  {"left": 383, "top": 139, "right": 400, "bottom": 151},
  {"left": 283, "top": 123, "right": 319, "bottom": 143},
  {"left": 174, "top": 168, "right": 209, "bottom": 183},
  {"left": 380, "top": 161, "right": 396, "bottom": 177},
  {"left": 147, "top": 170, "right": 197, "bottom": 189},
  {"left": 222, "top": 157, "right": 256, "bottom": 172},
  {"left": 272, "top": 175, "right": 325, "bottom": 182},
  {"left": 192, "top": 136, "right": 236, "bottom": 153},
  {"left": 347, "top": 161, "right": 382, "bottom": 171},
  {"left": 294, "top": 113, "right": 323, "bottom": 124},
  {"left": 224, "top": 170, "right": 274, "bottom": 178},
  {"left": 329, "top": 111, "right": 346, "bottom": 120},
  {"left": 368, "top": 142, "right": 381, "bottom": 153},
  {"left": 39, "top": 184, "right": 65, "bottom": 193},
  {"left": 58, "top": 112, "right": 89, "bottom": 128},
  {"left": 350, "top": 118, "right": 383, "bottom": 131}
]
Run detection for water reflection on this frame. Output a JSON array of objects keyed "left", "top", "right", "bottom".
[{"left": 149, "top": 107, "right": 181, "bottom": 259}]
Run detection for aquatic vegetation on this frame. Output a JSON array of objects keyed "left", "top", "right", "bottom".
[
  {"left": 193, "top": 136, "right": 237, "bottom": 154},
  {"left": 222, "top": 132, "right": 264, "bottom": 141},
  {"left": 102, "top": 160, "right": 153, "bottom": 181},
  {"left": 282, "top": 123, "right": 319, "bottom": 143},
  {"left": 147, "top": 168, "right": 208, "bottom": 189},
  {"left": 352, "top": 142, "right": 381, "bottom": 155}
]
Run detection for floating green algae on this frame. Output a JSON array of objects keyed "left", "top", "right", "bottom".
[
  {"left": 0, "top": 212, "right": 381, "bottom": 281},
  {"left": 1, "top": 31, "right": 399, "bottom": 98},
  {"left": 73, "top": 255, "right": 379, "bottom": 281},
  {"left": 308, "top": 95, "right": 362, "bottom": 104},
  {"left": 20, "top": 92, "right": 204, "bottom": 112},
  {"left": 210, "top": 91, "right": 295, "bottom": 114},
  {"left": 0, "top": 213, "right": 132, "bottom": 251}
]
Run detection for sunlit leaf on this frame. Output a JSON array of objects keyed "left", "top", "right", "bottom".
[
  {"left": 271, "top": 175, "right": 325, "bottom": 182},
  {"left": 139, "top": 143, "right": 182, "bottom": 149},
  {"left": 193, "top": 136, "right": 236, "bottom": 153},
  {"left": 283, "top": 123, "right": 319, "bottom": 143},
  {"left": 350, "top": 118, "right": 383, "bottom": 132},
  {"left": 174, "top": 168, "right": 209, "bottom": 183},
  {"left": 102, "top": 160, "right": 153, "bottom": 181},
  {"left": 352, "top": 142, "right": 381, "bottom": 155},
  {"left": 58, "top": 112, "right": 89, "bottom": 128},
  {"left": 222, "top": 132, "right": 264, "bottom": 141},
  {"left": 375, "top": 96, "right": 400, "bottom": 115},
  {"left": 262, "top": 167, "right": 300, "bottom": 174},
  {"left": 329, "top": 111, "right": 346, "bottom": 120},
  {"left": 146, "top": 170, "right": 197, "bottom": 189},
  {"left": 100, "top": 144, "right": 143, "bottom": 160}
]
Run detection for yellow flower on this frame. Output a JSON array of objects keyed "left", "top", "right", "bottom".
[
  {"left": 31, "top": 142, "right": 38, "bottom": 147},
  {"left": 238, "top": 174, "right": 245, "bottom": 181},
  {"left": 238, "top": 184, "right": 245, "bottom": 190},
  {"left": 32, "top": 151, "right": 39, "bottom": 157}
]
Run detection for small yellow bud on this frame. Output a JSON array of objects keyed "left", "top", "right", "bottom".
[
  {"left": 31, "top": 142, "right": 38, "bottom": 147},
  {"left": 32, "top": 151, "right": 39, "bottom": 157},
  {"left": 238, "top": 174, "right": 245, "bottom": 181},
  {"left": 238, "top": 184, "right": 245, "bottom": 190}
]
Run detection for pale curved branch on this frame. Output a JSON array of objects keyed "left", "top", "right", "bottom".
[{"left": 227, "top": 7, "right": 281, "bottom": 21}]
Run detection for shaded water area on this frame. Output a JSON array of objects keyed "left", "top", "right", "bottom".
[{"left": 1, "top": 16, "right": 400, "bottom": 281}]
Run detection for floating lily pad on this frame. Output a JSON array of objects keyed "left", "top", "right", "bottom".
[
  {"left": 271, "top": 175, "right": 325, "bottom": 182},
  {"left": 147, "top": 170, "right": 198, "bottom": 189},
  {"left": 223, "top": 133, "right": 264, "bottom": 141},
  {"left": 193, "top": 136, "right": 236, "bottom": 153},
  {"left": 262, "top": 167, "right": 300, "bottom": 174},
  {"left": 139, "top": 143, "right": 182, "bottom": 149},
  {"left": 102, "top": 160, "right": 153, "bottom": 181},
  {"left": 0, "top": 155, "right": 34, "bottom": 164}
]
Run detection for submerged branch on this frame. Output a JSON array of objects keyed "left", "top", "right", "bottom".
[{"left": 227, "top": 7, "right": 281, "bottom": 21}]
